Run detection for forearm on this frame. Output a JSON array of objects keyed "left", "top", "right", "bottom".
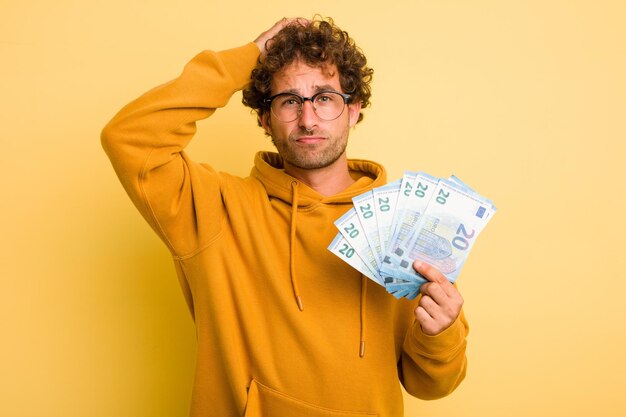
[
  {"left": 400, "top": 309, "right": 469, "bottom": 400},
  {"left": 101, "top": 43, "right": 259, "bottom": 191}
]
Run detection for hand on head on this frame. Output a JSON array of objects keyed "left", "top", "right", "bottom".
[{"left": 254, "top": 17, "right": 309, "bottom": 57}]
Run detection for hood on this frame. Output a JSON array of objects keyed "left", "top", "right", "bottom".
[{"left": 249, "top": 151, "right": 387, "bottom": 204}]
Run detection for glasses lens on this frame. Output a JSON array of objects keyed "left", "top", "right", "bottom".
[
  {"left": 271, "top": 94, "right": 302, "bottom": 122},
  {"left": 312, "top": 92, "right": 346, "bottom": 121}
]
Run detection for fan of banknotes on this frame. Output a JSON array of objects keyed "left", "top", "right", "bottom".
[{"left": 328, "top": 171, "right": 496, "bottom": 300}]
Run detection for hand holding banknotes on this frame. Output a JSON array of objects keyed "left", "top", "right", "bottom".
[
  {"left": 413, "top": 260, "right": 464, "bottom": 335},
  {"left": 328, "top": 171, "right": 496, "bottom": 300}
]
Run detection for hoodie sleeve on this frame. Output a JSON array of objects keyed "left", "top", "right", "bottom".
[
  {"left": 399, "top": 308, "right": 469, "bottom": 400},
  {"left": 101, "top": 43, "right": 260, "bottom": 256}
]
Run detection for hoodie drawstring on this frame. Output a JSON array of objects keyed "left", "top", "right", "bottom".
[
  {"left": 360, "top": 275, "right": 367, "bottom": 358},
  {"left": 289, "top": 180, "right": 366, "bottom": 357},
  {"left": 290, "top": 181, "right": 304, "bottom": 311}
]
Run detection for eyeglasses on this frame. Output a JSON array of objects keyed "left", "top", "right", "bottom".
[{"left": 264, "top": 91, "right": 352, "bottom": 122}]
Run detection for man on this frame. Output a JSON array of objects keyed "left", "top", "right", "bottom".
[{"left": 102, "top": 17, "right": 468, "bottom": 417}]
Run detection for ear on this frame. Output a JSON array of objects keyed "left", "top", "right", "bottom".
[
  {"left": 347, "top": 102, "right": 362, "bottom": 128},
  {"left": 260, "top": 112, "right": 272, "bottom": 135}
]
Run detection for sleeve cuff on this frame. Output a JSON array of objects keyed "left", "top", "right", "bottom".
[
  {"left": 406, "top": 313, "right": 468, "bottom": 359},
  {"left": 217, "top": 43, "right": 261, "bottom": 89}
]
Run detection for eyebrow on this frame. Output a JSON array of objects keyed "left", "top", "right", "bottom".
[{"left": 276, "top": 84, "right": 340, "bottom": 96}]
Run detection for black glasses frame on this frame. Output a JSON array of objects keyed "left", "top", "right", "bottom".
[{"left": 263, "top": 90, "right": 352, "bottom": 122}]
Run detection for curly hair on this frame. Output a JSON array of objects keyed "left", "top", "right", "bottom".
[{"left": 242, "top": 17, "right": 373, "bottom": 126}]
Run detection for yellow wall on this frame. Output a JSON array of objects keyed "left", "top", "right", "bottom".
[{"left": 1, "top": 1, "right": 625, "bottom": 416}]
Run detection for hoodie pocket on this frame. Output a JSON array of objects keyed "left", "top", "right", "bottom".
[{"left": 244, "top": 380, "right": 378, "bottom": 417}]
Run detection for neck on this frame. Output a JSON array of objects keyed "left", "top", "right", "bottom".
[{"left": 284, "top": 156, "right": 355, "bottom": 196}]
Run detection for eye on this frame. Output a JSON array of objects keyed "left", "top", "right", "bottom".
[
  {"left": 276, "top": 95, "right": 301, "bottom": 108},
  {"left": 314, "top": 93, "right": 338, "bottom": 105}
]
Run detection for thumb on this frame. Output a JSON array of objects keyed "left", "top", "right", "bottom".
[{"left": 413, "top": 260, "right": 447, "bottom": 285}]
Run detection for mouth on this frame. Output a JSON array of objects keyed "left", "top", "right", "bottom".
[{"left": 294, "top": 134, "right": 326, "bottom": 145}]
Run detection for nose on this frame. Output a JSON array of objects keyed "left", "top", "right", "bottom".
[{"left": 298, "top": 99, "right": 318, "bottom": 131}]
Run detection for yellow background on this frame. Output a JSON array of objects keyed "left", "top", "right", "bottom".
[{"left": 1, "top": 1, "right": 625, "bottom": 416}]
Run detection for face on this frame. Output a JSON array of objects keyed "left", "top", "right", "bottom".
[{"left": 260, "top": 60, "right": 361, "bottom": 171}]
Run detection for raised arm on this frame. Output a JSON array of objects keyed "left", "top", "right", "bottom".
[{"left": 101, "top": 43, "right": 260, "bottom": 255}]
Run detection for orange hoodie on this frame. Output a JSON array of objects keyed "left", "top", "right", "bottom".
[{"left": 101, "top": 43, "right": 468, "bottom": 417}]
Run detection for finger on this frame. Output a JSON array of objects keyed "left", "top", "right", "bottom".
[
  {"left": 271, "top": 17, "right": 308, "bottom": 34},
  {"left": 413, "top": 260, "right": 445, "bottom": 283},
  {"left": 418, "top": 293, "right": 442, "bottom": 317},
  {"left": 422, "top": 279, "right": 464, "bottom": 305},
  {"left": 421, "top": 282, "right": 464, "bottom": 324},
  {"left": 254, "top": 18, "right": 300, "bottom": 54},
  {"left": 415, "top": 306, "right": 438, "bottom": 336},
  {"left": 295, "top": 17, "right": 310, "bottom": 26},
  {"left": 415, "top": 305, "right": 434, "bottom": 324},
  {"left": 420, "top": 281, "right": 448, "bottom": 305},
  {"left": 413, "top": 260, "right": 456, "bottom": 295}
]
